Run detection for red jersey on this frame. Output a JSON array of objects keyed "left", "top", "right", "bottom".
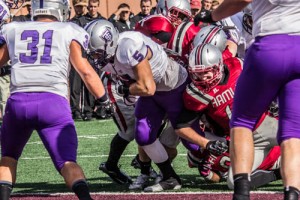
[
  {"left": 183, "top": 57, "right": 243, "bottom": 135},
  {"left": 167, "top": 21, "right": 201, "bottom": 65}
]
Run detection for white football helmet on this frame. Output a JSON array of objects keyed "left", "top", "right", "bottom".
[
  {"left": 189, "top": 43, "right": 224, "bottom": 92},
  {"left": 242, "top": 4, "right": 253, "bottom": 35},
  {"left": 84, "top": 19, "right": 119, "bottom": 69},
  {"left": 31, "top": 0, "right": 70, "bottom": 22},
  {"left": 0, "top": 0, "right": 10, "bottom": 26},
  {"left": 155, "top": 0, "right": 192, "bottom": 27},
  {"left": 193, "top": 25, "right": 228, "bottom": 52}
]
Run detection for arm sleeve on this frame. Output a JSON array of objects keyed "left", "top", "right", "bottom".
[
  {"left": 70, "top": 23, "right": 90, "bottom": 51},
  {"left": 175, "top": 107, "right": 200, "bottom": 129}
]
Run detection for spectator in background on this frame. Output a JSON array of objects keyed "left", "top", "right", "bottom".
[
  {"left": 150, "top": 0, "right": 158, "bottom": 14},
  {"left": 132, "top": 0, "right": 153, "bottom": 23},
  {"left": 109, "top": 3, "right": 136, "bottom": 33},
  {"left": 11, "top": 0, "right": 31, "bottom": 21},
  {"left": 202, "top": 0, "right": 212, "bottom": 11},
  {"left": 72, "top": 0, "right": 88, "bottom": 20},
  {"left": 190, "top": 0, "right": 202, "bottom": 18},
  {"left": 70, "top": 0, "right": 106, "bottom": 121}
]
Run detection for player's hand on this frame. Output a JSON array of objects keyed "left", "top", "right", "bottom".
[
  {"left": 194, "top": 9, "right": 216, "bottom": 26},
  {"left": 0, "top": 65, "right": 11, "bottom": 76},
  {"left": 115, "top": 81, "right": 130, "bottom": 97},
  {"left": 95, "top": 98, "right": 115, "bottom": 117},
  {"left": 206, "top": 140, "right": 228, "bottom": 156},
  {"left": 198, "top": 158, "right": 213, "bottom": 180}
]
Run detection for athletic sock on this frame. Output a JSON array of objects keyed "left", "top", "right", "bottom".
[
  {"left": 136, "top": 156, "right": 151, "bottom": 176},
  {"left": 106, "top": 134, "right": 130, "bottom": 169},
  {"left": 72, "top": 180, "right": 93, "bottom": 200},
  {"left": 156, "top": 159, "right": 180, "bottom": 183},
  {"left": 0, "top": 181, "right": 13, "bottom": 200},
  {"left": 284, "top": 186, "right": 299, "bottom": 200},
  {"left": 233, "top": 173, "right": 250, "bottom": 200}
]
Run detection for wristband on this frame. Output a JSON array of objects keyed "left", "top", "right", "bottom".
[
  {"left": 97, "top": 93, "right": 108, "bottom": 103},
  {"left": 118, "top": 85, "right": 130, "bottom": 97}
]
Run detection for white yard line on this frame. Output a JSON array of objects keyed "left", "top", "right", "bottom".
[{"left": 20, "top": 153, "right": 188, "bottom": 160}]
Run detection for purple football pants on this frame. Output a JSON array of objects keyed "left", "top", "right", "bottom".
[
  {"left": 180, "top": 120, "right": 205, "bottom": 152},
  {"left": 134, "top": 83, "right": 186, "bottom": 146},
  {"left": 230, "top": 34, "right": 300, "bottom": 144},
  {"left": 1, "top": 92, "right": 77, "bottom": 171}
]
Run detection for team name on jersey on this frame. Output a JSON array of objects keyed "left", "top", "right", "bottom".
[{"left": 211, "top": 87, "right": 234, "bottom": 108}]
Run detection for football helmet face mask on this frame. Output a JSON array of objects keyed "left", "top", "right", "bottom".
[
  {"left": 31, "top": 0, "right": 70, "bottom": 22},
  {"left": 193, "top": 25, "right": 228, "bottom": 52},
  {"left": 85, "top": 19, "right": 119, "bottom": 69},
  {"left": 189, "top": 44, "right": 224, "bottom": 92},
  {"left": 156, "top": 0, "right": 192, "bottom": 27}
]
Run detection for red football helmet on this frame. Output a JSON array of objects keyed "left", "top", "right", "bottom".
[{"left": 135, "top": 14, "right": 175, "bottom": 45}]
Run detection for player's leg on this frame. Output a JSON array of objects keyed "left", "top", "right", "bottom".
[
  {"left": 0, "top": 93, "right": 35, "bottom": 200},
  {"left": 37, "top": 93, "right": 92, "bottom": 200},
  {"left": 230, "top": 35, "right": 286, "bottom": 199},
  {"left": 278, "top": 78, "right": 300, "bottom": 199},
  {"left": 159, "top": 120, "right": 180, "bottom": 162},
  {"left": 135, "top": 96, "right": 181, "bottom": 192},
  {"left": 249, "top": 116, "right": 279, "bottom": 189},
  {"left": 140, "top": 83, "right": 186, "bottom": 192},
  {"left": 99, "top": 79, "right": 134, "bottom": 184}
]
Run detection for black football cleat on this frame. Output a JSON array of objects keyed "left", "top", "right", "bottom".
[{"left": 99, "top": 162, "right": 132, "bottom": 184}]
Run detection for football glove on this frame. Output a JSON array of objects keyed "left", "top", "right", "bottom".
[
  {"left": 95, "top": 98, "right": 115, "bottom": 118},
  {"left": 206, "top": 140, "right": 228, "bottom": 156},
  {"left": 198, "top": 158, "right": 213, "bottom": 180},
  {"left": 115, "top": 81, "right": 130, "bottom": 97},
  {"left": 194, "top": 9, "right": 216, "bottom": 26},
  {"left": 0, "top": 65, "right": 11, "bottom": 76}
]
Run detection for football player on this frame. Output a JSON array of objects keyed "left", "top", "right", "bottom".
[
  {"left": 155, "top": 0, "right": 192, "bottom": 28},
  {"left": 193, "top": 0, "right": 300, "bottom": 199},
  {"left": 175, "top": 43, "right": 280, "bottom": 189},
  {"left": 0, "top": 0, "right": 111, "bottom": 199},
  {"left": 86, "top": 19, "right": 188, "bottom": 192},
  {"left": 96, "top": 14, "right": 177, "bottom": 187}
]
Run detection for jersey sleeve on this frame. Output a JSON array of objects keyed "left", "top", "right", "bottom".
[
  {"left": 117, "top": 36, "right": 148, "bottom": 67},
  {"left": 69, "top": 23, "right": 90, "bottom": 51},
  {"left": 183, "top": 83, "right": 213, "bottom": 112}
]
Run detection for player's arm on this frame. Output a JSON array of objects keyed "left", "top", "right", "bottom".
[
  {"left": 194, "top": 0, "right": 250, "bottom": 25},
  {"left": 129, "top": 49, "right": 156, "bottom": 96},
  {"left": 212, "top": 0, "right": 251, "bottom": 22},
  {"left": 175, "top": 108, "right": 210, "bottom": 150},
  {"left": 69, "top": 40, "right": 106, "bottom": 99},
  {"left": 0, "top": 44, "right": 9, "bottom": 68}
]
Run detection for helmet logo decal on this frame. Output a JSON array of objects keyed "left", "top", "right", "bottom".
[{"left": 101, "top": 28, "right": 113, "bottom": 43}]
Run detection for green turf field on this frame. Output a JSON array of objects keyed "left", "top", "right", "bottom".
[{"left": 14, "top": 119, "right": 283, "bottom": 194}]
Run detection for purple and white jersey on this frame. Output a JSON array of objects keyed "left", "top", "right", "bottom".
[
  {"left": 103, "top": 31, "right": 187, "bottom": 91},
  {"left": 230, "top": 12, "right": 254, "bottom": 58},
  {"left": 252, "top": 0, "right": 300, "bottom": 37},
  {"left": 0, "top": 0, "right": 10, "bottom": 24},
  {"left": 0, "top": 21, "right": 89, "bottom": 99}
]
